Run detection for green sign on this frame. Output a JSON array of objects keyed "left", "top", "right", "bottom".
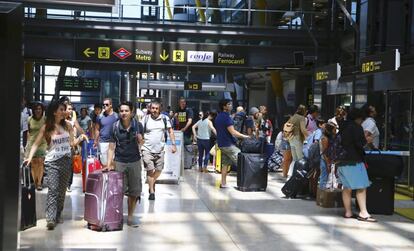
[{"left": 58, "top": 77, "right": 100, "bottom": 92}]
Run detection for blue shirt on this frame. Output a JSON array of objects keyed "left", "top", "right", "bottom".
[
  {"left": 215, "top": 112, "right": 236, "bottom": 147},
  {"left": 97, "top": 112, "right": 119, "bottom": 142}
]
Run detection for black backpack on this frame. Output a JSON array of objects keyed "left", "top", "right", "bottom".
[
  {"left": 233, "top": 113, "right": 246, "bottom": 133},
  {"left": 307, "top": 141, "right": 321, "bottom": 170}
]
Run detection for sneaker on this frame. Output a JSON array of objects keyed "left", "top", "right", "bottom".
[
  {"left": 149, "top": 193, "right": 155, "bottom": 200},
  {"left": 46, "top": 221, "right": 56, "bottom": 230}
]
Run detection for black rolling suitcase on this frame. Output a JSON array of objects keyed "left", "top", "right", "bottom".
[
  {"left": 237, "top": 153, "right": 268, "bottom": 191},
  {"left": 281, "top": 159, "right": 310, "bottom": 198},
  {"left": 20, "top": 165, "right": 37, "bottom": 230},
  {"left": 366, "top": 177, "right": 395, "bottom": 215}
]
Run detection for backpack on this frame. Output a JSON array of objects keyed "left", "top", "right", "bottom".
[
  {"left": 233, "top": 113, "right": 247, "bottom": 133},
  {"left": 307, "top": 142, "right": 321, "bottom": 170},
  {"left": 283, "top": 122, "right": 294, "bottom": 140},
  {"left": 143, "top": 114, "right": 169, "bottom": 142},
  {"left": 112, "top": 119, "right": 141, "bottom": 147},
  {"left": 325, "top": 134, "right": 347, "bottom": 163}
]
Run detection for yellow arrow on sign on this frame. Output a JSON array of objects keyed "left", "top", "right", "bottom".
[
  {"left": 83, "top": 48, "right": 95, "bottom": 58},
  {"left": 160, "top": 49, "right": 169, "bottom": 61}
]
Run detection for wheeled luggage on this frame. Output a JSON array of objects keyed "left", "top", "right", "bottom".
[
  {"left": 240, "top": 137, "right": 265, "bottom": 153},
  {"left": 281, "top": 159, "right": 310, "bottom": 198},
  {"left": 366, "top": 177, "right": 395, "bottom": 215},
  {"left": 184, "top": 144, "right": 196, "bottom": 169},
  {"left": 267, "top": 150, "right": 283, "bottom": 172},
  {"left": 237, "top": 153, "right": 268, "bottom": 191},
  {"left": 84, "top": 170, "right": 124, "bottom": 231},
  {"left": 82, "top": 148, "right": 101, "bottom": 192},
  {"left": 364, "top": 150, "right": 404, "bottom": 178},
  {"left": 20, "top": 165, "right": 37, "bottom": 230}
]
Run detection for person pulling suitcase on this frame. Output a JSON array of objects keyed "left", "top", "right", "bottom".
[{"left": 107, "top": 101, "right": 144, "bottom": 227}]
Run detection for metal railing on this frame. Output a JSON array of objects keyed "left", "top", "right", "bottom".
[{"left": 24, "top": 3, "right": 334, "bottom": 30}]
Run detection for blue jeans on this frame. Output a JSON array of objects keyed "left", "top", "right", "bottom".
[
  {"left": 319, "top": 158, "right": 329, "bottom": 189},
  {"left": 197, "top": 139, "right": 211, "bottom": 168}
]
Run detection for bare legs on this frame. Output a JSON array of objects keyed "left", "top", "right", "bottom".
[
  {"left": 127, "top": 196, "right": 139, "bottom": 226},
  {"left": 342, "top": 188, "right": 371, "bottom": 218},
  {"left": 147, "top": 169, "right": 161, "bottom": 193}
]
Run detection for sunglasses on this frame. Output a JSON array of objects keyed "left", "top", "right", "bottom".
[{"left": 103, "top": 103, "right": 110, "bottom": 107}]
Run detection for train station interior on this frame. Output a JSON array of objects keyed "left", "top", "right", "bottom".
[{"left": 1, "top": 0, "right": 414, "bottom": 250}]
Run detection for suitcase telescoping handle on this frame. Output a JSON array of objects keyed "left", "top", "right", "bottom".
[{"left": 21, "top": 164, "right": 32, "bottom": 188}]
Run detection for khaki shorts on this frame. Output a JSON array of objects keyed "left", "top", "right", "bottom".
[
  {"left": 142, "top": 150, "right": 165, "bottom": 172},
  {"left": 115, "top": 160, "right": 142, "bottom": 198},
  {"left": 220, "top": 145, "right": 240, "bottom": 167}
]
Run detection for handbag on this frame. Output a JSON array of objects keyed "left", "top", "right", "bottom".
[
  {"left": 209, "top": 144, "right": 217, "bottom": 156},
  {"left": 325, "top": 164, "right": 341, "bottom": 191}
]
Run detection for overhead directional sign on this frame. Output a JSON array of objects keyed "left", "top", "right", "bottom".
[
  {"left": 314, "top": 63, "right": 341, "bottom": 82},
  {"left": 160, "top": 49, "right": 169, "bottom": 61},
  {"left": 360, "top": 49, "right": 400, "bottom": 75},
  {"left": 184, "top": 81, "right": 202, "bottom": 91},
  {"left": 83, "top": 48, "right": 95, "bottom": 58},
  {"left": 58, "top": 76, "right": 100, "bottom": 92},
  {"left": 76, "top": 40, "right": 247, "bottom": 66}
]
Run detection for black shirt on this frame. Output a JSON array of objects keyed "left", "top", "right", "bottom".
[
  {"left": 338, "top": 120, "right": 367, "bottom": 165},
  {"left": 109, "top": 119, "right": 143, "bottom": 163},
  {"left": 176, "top": 107, "right": 194, "bottom": 136}
]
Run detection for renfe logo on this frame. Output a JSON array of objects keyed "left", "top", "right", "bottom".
[{"left": 187, "top": 51, "right": 214, "bottom": 63}]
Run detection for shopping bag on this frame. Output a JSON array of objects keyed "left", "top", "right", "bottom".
[
  {"left": 325, "top": 164, "right": 341, "bottom": 191},
  {"left": 72, "top": 154, "right": 82, "bottom": 174}
]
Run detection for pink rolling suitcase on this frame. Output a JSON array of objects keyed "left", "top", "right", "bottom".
[{"left": 84, "top": 170, "right": 124, "bottom": 231}]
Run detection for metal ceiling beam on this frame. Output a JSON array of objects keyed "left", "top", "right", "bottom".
[{"left": 23, "top": 18, "right": 329, "bottom": 44}]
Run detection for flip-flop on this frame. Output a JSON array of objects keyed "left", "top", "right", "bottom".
[{"left": 357, "top": 216, "right": 377, "bottom": 222}]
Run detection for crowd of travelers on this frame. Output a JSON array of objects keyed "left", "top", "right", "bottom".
[{"left": 20, "top": 95, "right": 380, "bottom": 230}]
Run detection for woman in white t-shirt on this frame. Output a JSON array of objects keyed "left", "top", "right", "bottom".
[
  {"left": 24, "top": 101, "right": 87, "bottom": 230},
  {"left": 192, "top": 111, "right": 217, "bottom": 173}
]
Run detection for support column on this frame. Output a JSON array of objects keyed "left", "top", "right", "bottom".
[
  {"left": 0, "top": 2, "right": 23, "bottom": 251},
  {"left": 120, "top": 71, "right": 138, "bottom": 104},
  {"left": 24, "top": 62, "right": 34, "bottom": 102}
]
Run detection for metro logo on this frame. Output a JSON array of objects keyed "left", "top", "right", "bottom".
[
  {"left": 187, "top": 51, "right": 214, "bottom": 63},
  {"left": 113, "top": 48, "right": 132, "bottom": 60}
]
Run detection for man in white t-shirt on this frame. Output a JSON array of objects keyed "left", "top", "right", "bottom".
[
  {"left": 142, "top": 101, "right": 177, "bottom": 200},
  {"left": 362, "top": 105, "right": 380, "bottom": 149}
]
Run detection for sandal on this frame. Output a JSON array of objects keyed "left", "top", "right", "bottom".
[{"left": 357, "top": 216, "right": 377, "bottom": 222}]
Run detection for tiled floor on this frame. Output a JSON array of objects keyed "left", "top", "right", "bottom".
[{"left": 19, "top": 169, "right": 414, "bottom": 251}]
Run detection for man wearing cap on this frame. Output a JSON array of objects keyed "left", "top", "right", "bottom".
[{"left": 245, "top": 107, "right": 261, "bottom": 138}]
